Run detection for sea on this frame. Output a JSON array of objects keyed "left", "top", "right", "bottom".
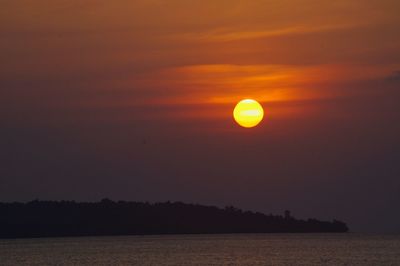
[{"left": 0, "top": 234, "right": 399, "bottom": 265}]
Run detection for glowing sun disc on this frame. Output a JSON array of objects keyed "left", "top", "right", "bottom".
[{"left": 233, "top": 99, "right": 264, "bottom": 128}]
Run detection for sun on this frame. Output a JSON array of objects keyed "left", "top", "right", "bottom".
[{"left": 233, "top": 99, "right": 264, "bottom": 128}]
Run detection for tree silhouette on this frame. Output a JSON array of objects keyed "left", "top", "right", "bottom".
[{"left": 0, "top": 200, "right": 348, "bottom": 239}]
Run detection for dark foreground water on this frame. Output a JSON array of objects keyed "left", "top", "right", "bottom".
[{"left": 0, "top": 234, "right": 399, "bottom": 265}]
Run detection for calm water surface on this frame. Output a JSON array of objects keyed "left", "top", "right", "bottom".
[{"left": 0, "top": 234, "right": 399, "bottom": 265}]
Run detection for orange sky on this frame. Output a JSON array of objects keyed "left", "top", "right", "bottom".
[
  {"left": 1, "top": 0, "right": 400, "bottom": 120},
  {"left": 1, "top": 0, "right": 400, "bottom": 232}
]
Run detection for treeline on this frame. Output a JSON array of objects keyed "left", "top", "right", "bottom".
[{"left": 0, "top": 199, "right": 348, "bottom": 238}]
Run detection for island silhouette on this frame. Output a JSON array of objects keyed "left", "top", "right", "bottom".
[{"left": 0, "top": 199, "right": 348, "bottom": 238}]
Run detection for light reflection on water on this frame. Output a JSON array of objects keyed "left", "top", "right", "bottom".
[{"left": 0, "top": 234, "right": 399, "bottom": 265}]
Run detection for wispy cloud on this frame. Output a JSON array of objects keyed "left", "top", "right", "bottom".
[
  {"left": 386, "top": 70, "right": 400, "bottom": 82},
  {"left": 173, "top": 23, "right": 366, "bottom": 42}
]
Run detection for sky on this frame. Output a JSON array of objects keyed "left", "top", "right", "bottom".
[{"left": 1, "top": 0, "right": 400, "bottom": 232}]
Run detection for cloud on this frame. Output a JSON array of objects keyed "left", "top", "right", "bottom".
[
  {"left": 173, "top": 23, "right": 365, "bottom": 42},
  {"left": 386, "top": 70, "right": 400, "bottom": 82}
]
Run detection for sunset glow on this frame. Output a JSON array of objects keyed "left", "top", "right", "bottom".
[{"left": 1, "top": 0, "right": 400, "bottom": 234}]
